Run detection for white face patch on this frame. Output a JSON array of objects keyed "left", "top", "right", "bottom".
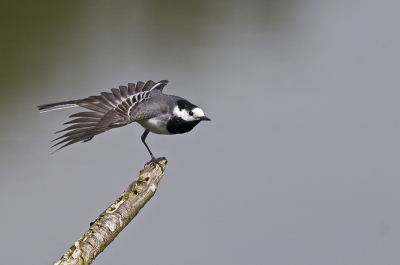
[{"left": 173, "top": 106, "right": 205, "bottom": 122}]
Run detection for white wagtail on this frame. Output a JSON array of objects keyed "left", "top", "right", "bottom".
[{"left": 37, "top": 80, "right": 210, "bottom": 170}]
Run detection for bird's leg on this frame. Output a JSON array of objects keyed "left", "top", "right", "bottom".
[{"left": 141, "top": 129, "right": 164, "bottom": 172}]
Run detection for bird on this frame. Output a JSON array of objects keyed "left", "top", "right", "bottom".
[{"left": 37, "top": 80, "right": 211, "bottom": 171}]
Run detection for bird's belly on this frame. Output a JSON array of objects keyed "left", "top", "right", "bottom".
[{"left": 137, "top": 117, "right": 172, "bottom": 135}]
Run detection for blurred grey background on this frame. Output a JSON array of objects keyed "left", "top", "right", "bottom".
[{"left": 1, "top": 0, "right": 399, "bottom": 264}]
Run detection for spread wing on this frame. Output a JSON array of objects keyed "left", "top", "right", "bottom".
[{"left": 41, "top": 80, "right": 168, "bottom": 152}]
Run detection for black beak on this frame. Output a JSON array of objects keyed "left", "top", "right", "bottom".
[{"left": 200, "top": 116, "right": 211, "bottom": 121}]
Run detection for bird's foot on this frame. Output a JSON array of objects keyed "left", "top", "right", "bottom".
[{"left": 144, "top": 157, "right": 164, "bottom": 173}]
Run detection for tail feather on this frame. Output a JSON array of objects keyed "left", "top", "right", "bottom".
[{"left": 37, "top": 100, "right": 78, "bottom": 113}]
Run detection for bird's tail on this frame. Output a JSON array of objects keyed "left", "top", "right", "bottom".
[{"left": 37, "top": 100, "right": 79, "bottom": 113}]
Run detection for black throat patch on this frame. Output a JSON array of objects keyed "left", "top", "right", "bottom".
[{"left": 167, "top": 117, "right": 201, "bottom": 134}]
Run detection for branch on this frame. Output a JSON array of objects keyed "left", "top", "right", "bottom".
[{"left": 54, "top": 158, "right": 167, "bottom": 265}]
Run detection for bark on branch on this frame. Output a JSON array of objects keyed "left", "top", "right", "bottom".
[{"left": 54, "top": 158, "right": 167, "bottom": 265}]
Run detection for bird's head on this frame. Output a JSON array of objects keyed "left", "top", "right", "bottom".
[
  {"left": 167, "top": 99, "right": 210, "bottom": 134},
  {"left": 173, "top": 100, "right": 211, "bottom": 122}
]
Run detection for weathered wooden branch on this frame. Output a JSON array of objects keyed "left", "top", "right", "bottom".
[{"left": 54, "top": 158, "right": 167, "bottom": 265}]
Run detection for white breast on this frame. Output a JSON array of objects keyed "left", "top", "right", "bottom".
[{"left": 137, "top": 115, "right": 172, "bottom": 135}]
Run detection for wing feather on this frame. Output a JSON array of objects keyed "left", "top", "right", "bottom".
[
  {"left": 128, "top": 83, "right": 135, "bottom": 95},
  {"left": 111, "top": 88, "right": 123, "bottom": 103},
  {"left": 142, "top": 80, "right": 156, "bottom": 92},
  {"left": 64, "top": 117, "right": 100, "bottom": 124},
  {"left": 119, "top": 85, "right": 129, "bottom": 99},
  {"left": 135, "top": 81, "right": 144, "bottom": 93},
  {"left": 55, "top": 123, "right": 97, "bottom": 133},
  {"left": 88, "top": 95, "right": 114, "bottom": 109},
  {"left": 77, "top": 101, "right": 108, "bottom": 113},
  {"left": 69, "top": 112, "right": 103, "bottom": 118},
  {"left": 44, "top": 80, "right": 168, "bottom": 152},
  {"left": 100, "top": 92, "right": 118, "bottom": 107}
]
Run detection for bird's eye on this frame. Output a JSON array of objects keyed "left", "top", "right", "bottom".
[{"left": 189, "top": 110, "right": 194, "bottom": 116}]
